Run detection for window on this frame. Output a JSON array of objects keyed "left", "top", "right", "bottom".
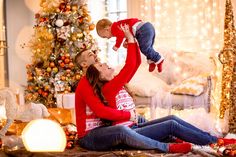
[
  {"left": 88, "top": 0, "right": 127, "bottom": 66},
  {"left": 105, "top": 0, "right": 127, "bottom": 66}
]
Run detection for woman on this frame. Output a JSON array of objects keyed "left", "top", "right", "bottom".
[{"left": 84, "top": 24, "right": 236, "bottom": 152}]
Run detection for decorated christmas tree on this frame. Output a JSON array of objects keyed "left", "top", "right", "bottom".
[{"left": 24, "top": 0, "right": 98, "bottom": 107}]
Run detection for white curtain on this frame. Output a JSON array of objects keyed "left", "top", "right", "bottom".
[{"left": 128, "top": 0, "right": 236, "bottom": 53}]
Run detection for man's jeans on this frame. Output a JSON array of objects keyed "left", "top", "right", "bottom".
[{"left": 78, "top": 115, "right": 217, "bottom": 152}]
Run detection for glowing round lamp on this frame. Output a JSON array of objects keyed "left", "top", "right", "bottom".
[{"left": 22, "top": 119, "right": 67, "bottom": 152}]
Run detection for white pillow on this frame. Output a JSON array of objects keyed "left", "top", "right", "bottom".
[{"left": 127, "top": 64, "right": 169, "bottom": 97}]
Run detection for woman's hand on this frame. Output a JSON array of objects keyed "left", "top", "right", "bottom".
[
  {"left": 119, "top": 24, "right": 135, "bottom": 43},
  {"left": 129, "top": 109, "right": 138, "bottom": 123},
  {"left": 123, "top": 39, "right": 128, "bottom": 48}
]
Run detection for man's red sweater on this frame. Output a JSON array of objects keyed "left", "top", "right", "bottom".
[
  {"left": 111, "top": 18, "right": 141, "bottom": 48},
  {"left": 75, "top": 77, "right": 131, "bottom": 138},
  {"left": 102, "top": 43, "right": 141, "bottom": 124}
]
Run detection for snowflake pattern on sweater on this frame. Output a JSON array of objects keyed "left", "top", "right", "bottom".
[
  {"left": 85, "top": 106, "right": 103, "bottom": 131},
  {"left": 115, "top": 88, "right": 135, "bottom": 127}
]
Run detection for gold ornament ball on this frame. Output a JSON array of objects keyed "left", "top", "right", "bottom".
[
  {"left": 64, "top": 58, "right": 70, "bottom": 64},
  {"left": 77, "top": 33, "right": 83, "bottom": 38},
  {"left": 86, "top": 29, "right": 90, "bottom": 34},
  {"left": 50, "top": 62, "right": 55, "bottom": 68},
  {"left": 25, "top": 93, "right": 33, "bottom": 101},
  {"left": 47, "top": 67, "right": 52, "bottom": 72},
  {"left": 27, "top": 85, "right": 33, "bottom": 91},
  {"left": 56, "top": 8, "right": 60, "bottom": 13},
  {"left": 61, "top": 76, "right": 66, "bottom": 81},
  {"left": 86, "top": 15, "right": 91, "bottom": 22},
  {"left": 66, "top": 86, "right": 71, "bottom": 92},
  {"left": 33, "top": 93, "right": 39, "bottom": 100},
  {"left": 44, "top": 85, "right": 50, "bottom": 91},
  {"left": 53, "top": 67, "right": 58, "bottom": 73},
  {"left": 34, "top": 86, "right": 39, "bottom": 91},
  {"left": 65, "top": 53, "right": 70, "bottom": 58},
  {"left": 72, "top": 5, "right": 78, "bottom": 12},
  {"left": 71, "top": 35, "right": 77, "bottom": 41},
  {"left": 68, "top": 62, "right": 74, "bottom": 68},
  {"left": 89, "top": 24, "right": 95, "bottom": 30},
  {"left": 66, "top": 5, "right": 71, "bottom": 11},
  {"left": 75, "top": 74, "right": 81, "bottom": 80}
]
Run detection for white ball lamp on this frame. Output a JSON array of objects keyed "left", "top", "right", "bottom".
[{"left": 22, "top": 119, "right": 67, "bottom": 152}]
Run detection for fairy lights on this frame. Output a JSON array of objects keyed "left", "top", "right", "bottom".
[
  {"left": 140, "top": 0, "right": 235, "bottom": 133},
  {"left": 141, "top": 0, "right": 224, "bottom": 52}
]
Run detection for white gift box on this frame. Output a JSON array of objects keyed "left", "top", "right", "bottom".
[
  {"left": 56, "top": 93, "right": 76, "bottom": 124},
  {"left": 56, "top": 93, "right": 75, "bottom": 109}
]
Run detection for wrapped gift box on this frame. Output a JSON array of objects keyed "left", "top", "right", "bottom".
[
  {"left": 56, "top": 93, "right": 76, "bottom": 124},
  {"left": 47, "top": 108, "right": 72, "bottom": 125},
  {"left": 0, "top": 119, "right": 28, "bottom": 136},
  {"left": 56, "top": 93, "right": 75, "bottom": 109}
]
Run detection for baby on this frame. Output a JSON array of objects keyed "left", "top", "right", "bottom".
[{"left": 96, "top": 18, "right": 164, "bottom": 72}]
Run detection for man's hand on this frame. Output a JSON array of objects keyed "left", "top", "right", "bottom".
[{"left": 113, "top": 46, "right": 118, "bottom": 51}]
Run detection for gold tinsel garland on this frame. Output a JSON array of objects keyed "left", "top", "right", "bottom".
[{"left": 219, "top": 0, "right": 236, "bottom": 133}]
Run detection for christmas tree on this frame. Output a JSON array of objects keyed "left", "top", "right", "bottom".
[{"left": 25, "top": 0, "right": 98, "bottom": 107}]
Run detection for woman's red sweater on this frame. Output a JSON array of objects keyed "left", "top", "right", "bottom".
[
  {"left": 102, "top": 43, "right": 141, "bottom": 125},
  {"left": 75, "top": 77, "right": 131, "bottom": 138}
]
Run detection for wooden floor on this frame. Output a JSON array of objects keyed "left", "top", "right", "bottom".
[{"left": 0, "top": 146, "right": 220, "bottom": 157}]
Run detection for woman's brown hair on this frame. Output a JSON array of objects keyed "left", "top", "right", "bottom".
[
  {"left": 86, "top": 64, "right": 112, "bottom": 126},
  {"left": 86, "top": 64, "right": 108, "bottom": 106}
]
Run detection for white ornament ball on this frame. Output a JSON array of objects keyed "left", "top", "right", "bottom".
[{"left": 55, "top": 19, "right": 64, "bottom": 27}]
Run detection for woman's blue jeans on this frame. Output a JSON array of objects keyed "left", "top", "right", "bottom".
[
  {"left": 136, "top": 22, "right": 162, "bottom": 63},
  {"left": 78, "top": 115, "right": 217, "bottom": 152}
]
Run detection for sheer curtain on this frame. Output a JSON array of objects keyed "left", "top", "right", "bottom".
[{"left": 128, "top": 0, "right": 236, "bottom": 53}]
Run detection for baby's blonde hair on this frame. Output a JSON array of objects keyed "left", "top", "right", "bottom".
[{"left": 96, "top": 19, "right": 112, "bottom": 36}]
